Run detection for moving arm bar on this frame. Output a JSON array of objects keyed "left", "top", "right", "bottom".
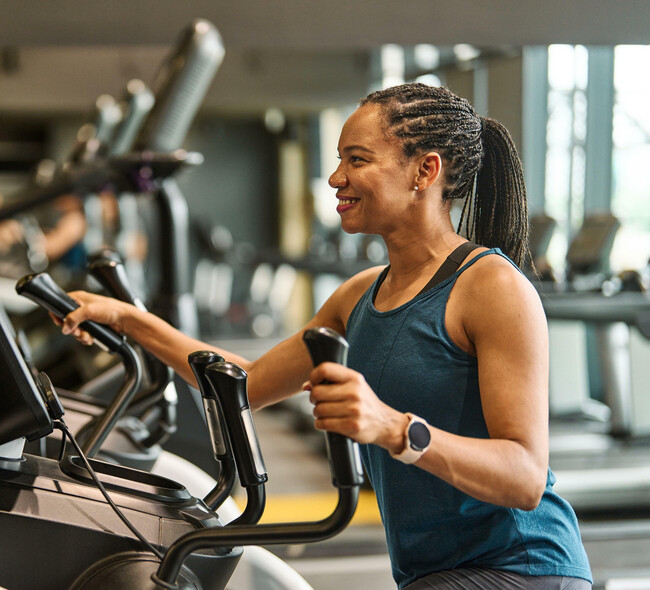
[{"left": 155, "top": 486, "right": 358, "bottom": 585}]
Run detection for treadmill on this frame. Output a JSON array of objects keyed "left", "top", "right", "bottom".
[{"left": 536, "top": 213, "right": 650, "bottom": 587}]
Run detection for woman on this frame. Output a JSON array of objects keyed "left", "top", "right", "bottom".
[{"left": 59, "top": 83, "right": 592, "bottom": 589}]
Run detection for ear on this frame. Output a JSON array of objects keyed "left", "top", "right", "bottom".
[{"left": 413, "top": 152, "right": 442, "bottom": 191}]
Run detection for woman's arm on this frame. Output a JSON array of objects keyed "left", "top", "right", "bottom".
[
  {"left": 437, "top": 258, "right": 550, "bottom": 508},
  {"left": 308, "top": 258, "right": 550, "bottom": 510},
  {"left": 60, "top": 266, "right": 382, "bottom": 409},
  {"left": 61, "top": 291, "right": 232, "bottom": 382}
]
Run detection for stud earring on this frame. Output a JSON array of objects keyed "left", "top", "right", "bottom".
[{"left": 414, "top": 186, "right": 419, "bottom": 191}]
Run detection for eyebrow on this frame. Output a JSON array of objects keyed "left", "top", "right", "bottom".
[{"left": 339, "top": 144, "right": 376, "bottom": 155}]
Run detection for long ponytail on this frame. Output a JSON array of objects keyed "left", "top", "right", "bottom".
[{"left": 459, "top": 116, "right": 531, "bottom": 268}]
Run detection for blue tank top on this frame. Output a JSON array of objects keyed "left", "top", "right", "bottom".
[{"left": 345, "top": 249, "right": 592, "bottom": 588}]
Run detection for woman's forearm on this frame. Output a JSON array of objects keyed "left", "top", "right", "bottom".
[
  {"left": 415, "top": 427, "right": 548, "bottom": 510},
  {"left": 119, "top": 306, "right": 253, "bottom": 386},
  {"left": 117, "top": 305, "right": 316, "bottom": 410},
  {"left": 62, "top": 284, "right": 350, "bottom": 412}
]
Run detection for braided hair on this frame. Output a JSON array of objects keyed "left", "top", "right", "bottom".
[{"left": 360, "top": 83, "right": 530, "bottom": 268}]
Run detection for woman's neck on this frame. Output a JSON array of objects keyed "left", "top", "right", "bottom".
[
  {"left": 374, "top": 218, "right": 466, "bottom": 311},
  {"left": 384, "top": 215, "right": 463, "bottom": 276}
]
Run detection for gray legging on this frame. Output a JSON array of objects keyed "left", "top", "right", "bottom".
[{"left": 404, "top": 568, "right": 592, "bottom": 590}]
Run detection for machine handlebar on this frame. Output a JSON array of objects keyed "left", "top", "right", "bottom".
[
  {"left": 16, "top": 272, "right": 126, "bottom": 354},
  {"left": 303, "top": 327, "right": 364, "bottom": 488}
]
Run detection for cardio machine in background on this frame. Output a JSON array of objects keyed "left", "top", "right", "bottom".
[
  {"left": 1, "top": 17, "right": 228, "bottom": 476},
  {"left": 528, "top": 212, "right": 650, "bottom": 587},
  {"left": 537, "top": 212, "right": 650, "bottom": 447},
  {"left": 538, "top": 212, "right": 622, "bottom": 427}
]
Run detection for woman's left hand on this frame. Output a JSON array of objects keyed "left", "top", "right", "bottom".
[{"left": 305, "top": 362, "right": 407, "bottom": 453}]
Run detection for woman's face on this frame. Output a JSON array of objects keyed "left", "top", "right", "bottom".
[{"left": 328, "top": 104, "right": 419, "bottom": 236}]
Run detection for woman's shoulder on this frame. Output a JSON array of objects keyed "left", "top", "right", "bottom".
[
  {"left": 335, "top": 265, "right": 387, "bottom": 309},
  {"left": 312, "top": 265, "right": 386, "bottom": 334},
  {"left": 457, "top": 249, "right": 544, "bottom": 319},
  {"left": 461, "top": 248, "right": 530, "bottom": 289},
  {"left": 448, "top": 249, "right": 546, "bottom": 354},
  {"left": 347, "top": 264, "right": 387, "bottom": 289}
]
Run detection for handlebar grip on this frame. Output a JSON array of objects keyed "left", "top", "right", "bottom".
[
  {"left": 204, "top": 362, "right": 267, "bottom": 487},
  {"left": 87, "top": 250, "right": 146, "bottom": 310},
  {"left": 15, "top": 272, "right": 126, "bottom": 354},
  {"left": 87, "top": 247, "right": 123, "bottom": 266},
  {"left": 188, "top": 351, "right": 232, "bottom": 461},
  {"left": 303, "top": 327, "right": 364, "bottom": 488}
]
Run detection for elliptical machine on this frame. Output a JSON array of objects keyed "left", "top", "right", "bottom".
[
  {"left": 17, "top": 252, "right": 178, "bottom": 473},
  {"left": 0, "top": 271, "right": 363, "bottom": 589}
]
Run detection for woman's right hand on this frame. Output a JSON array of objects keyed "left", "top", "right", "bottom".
[{"left": 57, "top": 291, "right": 134, "bottom": 345}]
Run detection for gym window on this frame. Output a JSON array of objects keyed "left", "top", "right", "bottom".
[
  {"left": 531, "top": 44, "right": 650, "bottom": 275},
  {"left": 611, "top": 45, "right": 650, "bottom": 272}
]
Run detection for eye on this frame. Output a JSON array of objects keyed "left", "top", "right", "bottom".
[{"left": 336, "top": 152, "right": 367, "bottom": 165}]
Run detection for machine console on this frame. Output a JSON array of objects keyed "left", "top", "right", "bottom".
[{"left": 0, "top": 305, "right": 53, "bottom": 445}]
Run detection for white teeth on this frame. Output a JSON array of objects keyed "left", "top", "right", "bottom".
[{"left": 339, "top": 199, "right": 358, "bottom": 205}]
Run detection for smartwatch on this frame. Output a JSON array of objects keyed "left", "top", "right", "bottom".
[{"left": 390, "top": 413, "right": 431, "bottom": 464}]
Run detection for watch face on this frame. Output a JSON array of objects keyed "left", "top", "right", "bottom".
[{"left": 408, "top": 421, "right": 431, "bottom": 451}]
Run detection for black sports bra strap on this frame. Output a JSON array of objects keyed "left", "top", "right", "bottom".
[
  {"left": 415, "top": 241, "right": 480, "bottom": 297},
  {"left": 372, "top": 265, "right": 390, "bottom": 304},
  {"left": 372, "top": 242, "right": 480, "bottom": 303}
]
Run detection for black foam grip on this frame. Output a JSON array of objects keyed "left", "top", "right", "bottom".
[
  {"left": 204, "top": 361, "right": 267, "bottom": 487},
  {"left": 87, "top": 253, "right": 139, "bottom": 308},
  {"left": 303, "top": 327, "right": 364, "bottom": 488},
  {"left": 15, "top": 272, "right": 125, "bottom": 353},
  {"left": 188, "top": 351, "right": 232, "bottom": 460}
]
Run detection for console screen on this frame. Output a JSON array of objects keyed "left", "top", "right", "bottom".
[{"left": 0, "top": 305, "right": 52, "bottom": 445}]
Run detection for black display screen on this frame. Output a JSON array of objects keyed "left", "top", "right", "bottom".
[{"left": 0, "top": 305, "right": 52, "bottom": 445}]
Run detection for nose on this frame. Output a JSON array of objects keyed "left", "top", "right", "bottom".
[{"left": 328, "top": 163, "right": 347, "bottom": 189}]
